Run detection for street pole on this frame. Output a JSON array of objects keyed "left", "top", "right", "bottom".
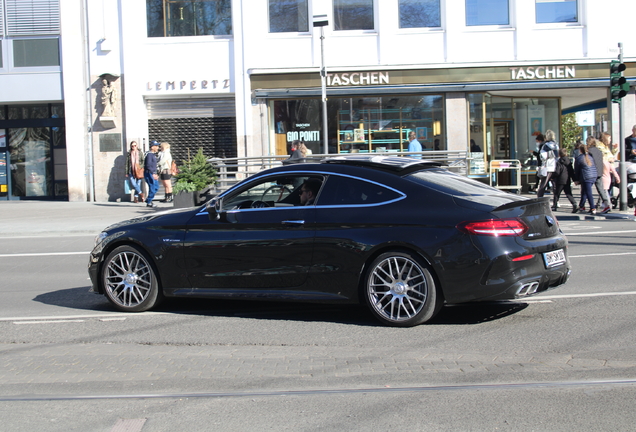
[
  {"left": 320, "top": 25, "right": 328, "bottom": 154},
  {"left": 618, "top": 42, "right": 628, "bottom": 211}
]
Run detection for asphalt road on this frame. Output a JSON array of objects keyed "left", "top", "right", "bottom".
[{"left": 1, "top": 218, "right": 635, "bottom": 431}]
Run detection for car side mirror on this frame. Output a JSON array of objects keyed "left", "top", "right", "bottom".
[{"left": 206, "top": 198, "right": 222, "bottom": 221}]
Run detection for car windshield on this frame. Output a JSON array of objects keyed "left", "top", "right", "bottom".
[{"left": 407, "top": 169, "right": 510, "bottom": 197}]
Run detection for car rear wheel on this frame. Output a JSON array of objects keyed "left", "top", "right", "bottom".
[
  {"left": 364, "top": 251, "right": 441, "bottom": 327},
  {"left": 102, "top": 245, "right": 161, "bottom": 312}
]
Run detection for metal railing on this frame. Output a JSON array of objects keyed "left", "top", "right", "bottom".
[{"left": 207, "top": 150, "right": 469, "bottom": 195}]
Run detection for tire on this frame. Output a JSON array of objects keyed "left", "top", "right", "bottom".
[
  {"left": 101, "top": 245, "right": 162, "bottom": 312},
  {"left": 363, "top": 251, "right": 442, "bottom": 327}
]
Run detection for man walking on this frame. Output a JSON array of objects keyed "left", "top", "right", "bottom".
[
  {"left": 408, "top": 131, "right": 422, "bottom": 159},
  {"left": 144, "top": 141, "right": 160, "bottom": 208}
]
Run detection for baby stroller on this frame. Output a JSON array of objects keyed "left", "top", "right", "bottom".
[{"left": 610, "top": 161, "right": 636, "bottom": 208}]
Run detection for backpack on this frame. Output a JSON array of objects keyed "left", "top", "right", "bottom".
[{"left": 553, "top": 160, "right": 565, "bottom": 178}]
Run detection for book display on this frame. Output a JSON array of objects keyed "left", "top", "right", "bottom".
[{"left": 337, "top": 108, "right": 434, "bottom": 154}]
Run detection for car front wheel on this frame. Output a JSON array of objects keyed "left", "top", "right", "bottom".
[
  {"left": 102, "top": 245, "right": 161, "bottom": 312},
  {"left": 363, "top": 251, "right": 441, "bottom": 327}
]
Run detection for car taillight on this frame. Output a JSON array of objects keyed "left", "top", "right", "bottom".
[{"left": 457, "top": 219, "right": 528, "bottom": 237}]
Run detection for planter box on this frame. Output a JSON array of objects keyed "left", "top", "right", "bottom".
[{"left": 173, "top": 191, "right": 197, "bottom": 208}]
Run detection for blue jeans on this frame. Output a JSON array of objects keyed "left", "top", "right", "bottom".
[
  {"left": 579, "top": 180, "right": 595, "bottom": 210},
  {"left": 129, "top": 176, "right": 142, "bottom": 196},
  {"left": 144, "top": 171, "right": 159, "bottom": 204}
]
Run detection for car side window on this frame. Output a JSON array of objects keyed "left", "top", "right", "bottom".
[
  {"left": 317, "top": 175, "right": 402, "bottom": 206},
  {"left": 221, "top": 175, "right": 323, "bottom": 210}
]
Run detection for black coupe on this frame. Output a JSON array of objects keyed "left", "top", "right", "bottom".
[{"left": 89, "top": 156, "right": 571, "bottom": 326}]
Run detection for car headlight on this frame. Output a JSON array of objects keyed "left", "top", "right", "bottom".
[{"left": 95, "top": 231, "right": 108, "bottom": 246}]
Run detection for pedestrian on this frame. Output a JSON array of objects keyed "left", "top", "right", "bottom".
[
  {"left": 574, "top": 143, "right": 598, "bottom": 214},
  {"left": 587, "top": 137, "right": 611, "bottom": 213},
  {"left": 624, "top": 125, "right": 636, "bottom": 162},
  {"left": 144, "top": 140, "right": 160, "bottom": 208},
  {"left": 551, "top": 148, "right": 578, "bottom": 213},
  {"left": 537, "top": 129, "right": 559, "bottom": 197},
  {"left": 125, "top": 141, "right": 144, "bottom": 203},
  {"left": 532, "top": 133, "right": 545, "bottom": 192},
  {"left": 158, "top": 142, "right": 174, "bottom": 203},
  {"left": 284, "top": 140, "right": 304, "bottom": 164},
  {"left": 408, "top": 131, "right": 422, "bottom": 159}
]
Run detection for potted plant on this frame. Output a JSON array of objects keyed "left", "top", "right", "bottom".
[{"left": 172, "top": 148, "right": 218, "bottom": 208}]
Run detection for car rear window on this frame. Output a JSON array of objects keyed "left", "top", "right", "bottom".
[
  {"left": 407, "top": 169, "right": 509, "bottom": 197},
  {"left": 318, "top": 175, "right": 403, "bottom": 206}
]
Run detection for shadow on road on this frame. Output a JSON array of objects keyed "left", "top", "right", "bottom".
[{"left": 34, "top": 287, "right": 528, "bottom": 326}]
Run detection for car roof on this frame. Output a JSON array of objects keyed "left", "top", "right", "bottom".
[{"left": 321, "top": 155, "right": 443, "bottom": 175}]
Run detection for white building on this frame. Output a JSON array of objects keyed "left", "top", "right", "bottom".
[{"left": 0, "top": 0, "right": 634, "bottom": 201}]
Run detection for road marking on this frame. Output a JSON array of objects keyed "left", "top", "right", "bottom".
[
  {"left": 13, "top": 319, "right": 85, "bottom": 325},
  {"left": 0, "top": 313, "right": 161, "bottom": 323},
  {"left": 0, "top": 251, "right": 89, "bottom": 258},
  {"left": 2, "top": 379, "right": 635, "bottom": 402},
  {"left": 570, "top": 252, "right": 636, "bottom": 258},
  {"left": 564, "top": 230, "right": 636, "bottom": 236},
  {"left": 525, "top": 291, "right": 636, "bottom": 301}
]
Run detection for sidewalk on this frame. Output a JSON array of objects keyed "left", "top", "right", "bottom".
[
  {"left": 525, "top": 190, "right": 636, "bottom": 222},
  {"left": 0, "top": 200, "right": 178, "bottom": 237},
  {"left": 0, "top": 190, "right": 633, "bottom": 238}
]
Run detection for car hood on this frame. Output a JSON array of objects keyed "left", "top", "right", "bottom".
[{"left": 103, "top": 206, "right": 201, "bottom": 232}]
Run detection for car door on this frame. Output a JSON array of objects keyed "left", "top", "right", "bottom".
[{"left": 182, "top": 174, "right": 320, "bottom": 291}]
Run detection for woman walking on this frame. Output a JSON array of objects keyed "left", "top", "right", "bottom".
[
  {"left": 158, "top": 142, "right": 174, "bottom": 203},
  {"left": 126, "top": 141, "right": 144, "bottom": 203},
  {"left": 574, "top": 144, "right": 598, "bottom": 214},
  {"left": 551, "top": 148, "right": 578, "bottom": 213},
  {"left": 537, "top": 130, "right": 559, "bottom": 197}
]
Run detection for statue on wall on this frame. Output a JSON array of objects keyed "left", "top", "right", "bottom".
[{"left": 101, "top": 77, "right": 117, "bottom": 117}]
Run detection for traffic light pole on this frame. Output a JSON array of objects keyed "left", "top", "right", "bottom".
[{"left": 617, "top": 43, "right": 628, "bottom": 211}]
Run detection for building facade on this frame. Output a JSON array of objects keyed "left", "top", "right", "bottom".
[{"left": 0, "top": 0, "right": 635, "bottom": 201}]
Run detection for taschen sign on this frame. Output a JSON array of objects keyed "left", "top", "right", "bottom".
[{"left": 509, "top": 66, "right": 576, "bottom": 80}]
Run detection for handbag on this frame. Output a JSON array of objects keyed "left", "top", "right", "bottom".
[
  {"left": 171, "top": 160, "right": 179, "bottom": 176},
  {"left": 538, "top": 165, "right": 547, "bottom": 178},
  {"left": 134, "top": 166, "right": 144, "bottom": 179}
]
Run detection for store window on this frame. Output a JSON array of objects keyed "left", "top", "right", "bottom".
[
  {"left": 333, "top": 0, "right": 374, "bottom": 30},
  {"left": 146, "top": 0, "right": 232, "bottom": 37},
  {"left": 535, "top": 0, "right": 577, "bottom": 24},
  {"left": 269, "top": 0, "right": 308, "bottom": 33},
  {"left": 2, "top": 104, "right": 67, "bottom": 199},
  {"left": 13, "top": 39, "right": 59, "bottom": 67},
  {"left": 272, "top": 95, "right": 445, "bottom": 156},
  {"left": 465, "top": 0, "right": 509, "bottom": 26},
  {"left": 399, "top": 0, "right": 441, "bottom": 28}
]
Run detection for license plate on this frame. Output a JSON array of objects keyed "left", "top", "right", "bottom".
[{"left": 543, "top": 249, "right": 566, "bottom": 267}]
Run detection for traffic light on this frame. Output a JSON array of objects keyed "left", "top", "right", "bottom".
[{"left": 610, "top": 60, "right": 629, "bottom": 103}]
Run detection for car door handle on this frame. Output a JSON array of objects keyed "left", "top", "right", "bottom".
[{"left": 282, "top": 220, "right": 305, "bottom": 226}]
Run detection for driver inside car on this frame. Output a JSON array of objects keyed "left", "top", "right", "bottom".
[{"left": 299, "top": 178, "right": 322, "bottom": 206}]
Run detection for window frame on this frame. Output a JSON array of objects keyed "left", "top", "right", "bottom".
[
  {"left": 398, "top": 0, "right": 443, "bottom": 30},
  {"left": 464, "top": 0, "right": 510, "bottom": 28},
  {"left": 332, "top": 0, "right": 376, "bottom": 32},
  {"left": 534, "top": 0, "right": 580, "bottom": 26},
  {"left": 146, "top": 0, "right": 233, "bottom": 38},
  {"left": 268, "top": 0, "right": 310, "bottom": 34}
]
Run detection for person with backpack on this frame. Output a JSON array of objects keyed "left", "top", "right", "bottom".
[
  {"left": 537, "top": 129, "right": 559, "bottom": 197},
  {"left": 551, "top": 148, "right": 578, "bottom": 213},
  {"left": 574, "top": 143, "right": 598, "bottom": 214}
]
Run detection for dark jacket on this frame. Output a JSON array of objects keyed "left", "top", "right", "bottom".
[
  {"left": 587, "top": 146, "right": 604, "bottom": 179},
  {"left": 574, "top": 153, "right": 598, "bottom": 182},
  {"left": 144, "top": 151, "right": 158, "bottom": 174},
  {"left": 553, "top": 156, "right": 574, "bottom": 185}
]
